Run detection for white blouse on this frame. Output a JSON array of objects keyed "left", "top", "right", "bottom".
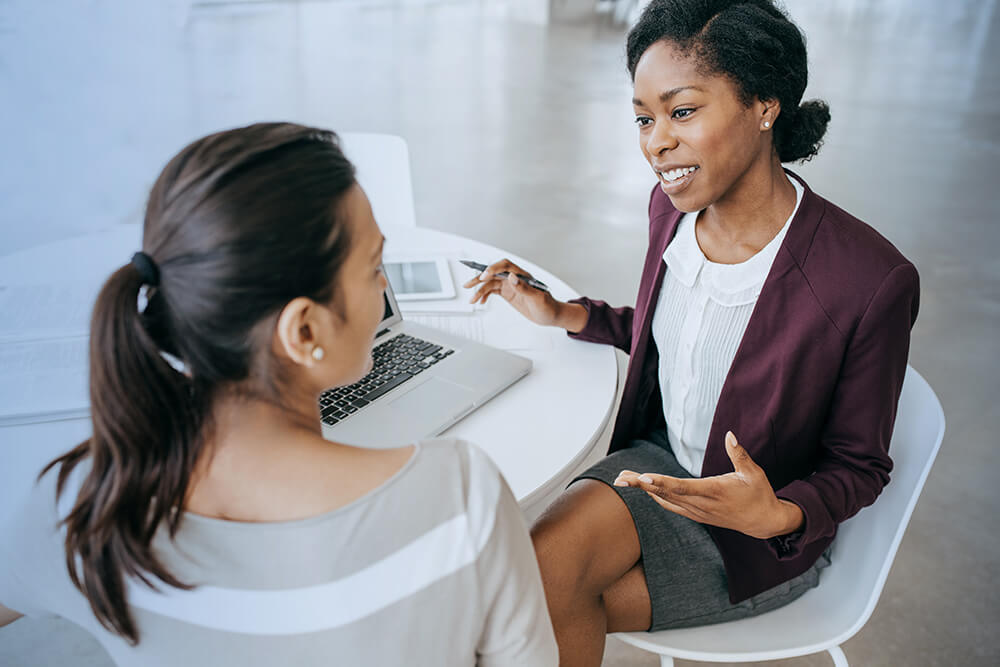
[{"left": 651, "top": 177, "right": 803, "bottom": 476}]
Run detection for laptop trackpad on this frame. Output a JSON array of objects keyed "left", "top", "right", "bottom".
[{"left": 389, "top": 376, "right": 476, "bottom": 420}]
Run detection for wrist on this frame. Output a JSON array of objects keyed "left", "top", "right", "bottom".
[
  {"left": 773, "top": 499, "right": 804, "bottom": 537},
  {"left": 557, "top": 302, "right": 588, "bottom": 333}
]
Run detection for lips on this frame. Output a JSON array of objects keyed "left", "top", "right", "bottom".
[
  {"left": 654, "top": 164, "right": 699, "bottom": 194},
  {"left": 655, "top": 164, "right": 699, "bottom": 183}
]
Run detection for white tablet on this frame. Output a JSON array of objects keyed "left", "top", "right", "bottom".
[{"left": 382, "top": 258, "right": 456, "bottom": 301}]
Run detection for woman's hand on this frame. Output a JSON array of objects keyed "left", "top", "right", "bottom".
[
  {"left": 613, "top": 432, "right": 804, "bottom": 540},
  {"left": 462, "top": 258, "right": 587, "bottom": 332}
]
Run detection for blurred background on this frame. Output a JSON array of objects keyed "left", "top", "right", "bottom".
[{"left": 1, "top": 0, "right": 998, "bottom": 664}]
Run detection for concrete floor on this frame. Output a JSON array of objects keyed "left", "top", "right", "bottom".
[{"left": 1, "top": 0, "right": 998, "bottom": 664}]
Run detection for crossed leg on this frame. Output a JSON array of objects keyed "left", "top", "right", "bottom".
[{"left": 530, "top": 479, "right": 653, "bottom": 666}]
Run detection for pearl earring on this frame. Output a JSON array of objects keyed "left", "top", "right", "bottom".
[
  {"left": 763, "top": 121, "right": 771, "bottom": 128},
  {"left": 311, "top": 346, "right": 325, "bottom": 361}
]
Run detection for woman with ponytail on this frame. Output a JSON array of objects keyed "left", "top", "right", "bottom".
[
  {"left": 465, "top": 1, "right": 919, "bottom": 663},
  {"left": 0, "top": 123, "right": 557, "bottom": 666}
]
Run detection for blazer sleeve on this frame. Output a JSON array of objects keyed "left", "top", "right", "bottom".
[
  {"left": 770, "top": 263, "right": 920, "bottom": 558},
  {"left": 565, "top": 298, "right": 634, "bottom": 353}
]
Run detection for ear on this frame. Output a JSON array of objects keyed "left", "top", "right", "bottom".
[
  {"left": 758, "top": 97, "right": 781, "bottom": 130},
  {"left": 274, "top": 297, "right": 328, "bottom": 368}
]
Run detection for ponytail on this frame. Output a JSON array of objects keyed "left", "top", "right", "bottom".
[
  {"left": 42, "top": 263, "right": 210, "bottom": 644},
  {"left": 40, "top": 122, "right": 358, "bottom": 645}
]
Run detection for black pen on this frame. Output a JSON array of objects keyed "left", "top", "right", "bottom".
[{"left": 460, "top": 260, "right": 550, "bottom": 293}]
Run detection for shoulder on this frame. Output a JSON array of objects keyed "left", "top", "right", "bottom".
[
  {"left": 647, "top": 182, "right": 684, "bottom": 247},
  {"left": 416, "top": 437, "right": 508, "bottom": 543},
  {"left": 648, "top": 181, "right": 680, "bottom": 222},
  {"left": 811, "top": 195, "right": 912, "bottom": 273},
  {"left": 793, "top": 187, "right": 919, "bottom": 332},
  {"left": 415, "top": 437, "right": 502, "bottom": 483}
]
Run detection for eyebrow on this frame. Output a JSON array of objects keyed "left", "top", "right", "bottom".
[
  {"left": 632, "top": 85, "right": 704, "bottom": 107},
  {"left": 372, "top": 236, "right": 385, "bottom": 262}
]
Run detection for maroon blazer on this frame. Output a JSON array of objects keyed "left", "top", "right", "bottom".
[{"left": 570, "top": 171, "right": 919, "bottom": 603}]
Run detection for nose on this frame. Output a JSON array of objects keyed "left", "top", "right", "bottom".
[{"left": 644, "top": 119, "right": 678, "bottom": 157}]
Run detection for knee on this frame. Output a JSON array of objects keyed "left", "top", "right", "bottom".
[{"left": 530, "top": 512, "right": 570, "bottom": 582}]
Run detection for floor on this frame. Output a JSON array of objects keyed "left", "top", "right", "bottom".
[{"left": 1, "top": 0, "right": 998, "bottom": 665}]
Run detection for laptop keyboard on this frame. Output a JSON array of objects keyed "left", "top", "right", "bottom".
[{"left": 318, "top": 334, "right": 455, "bottom": 426}]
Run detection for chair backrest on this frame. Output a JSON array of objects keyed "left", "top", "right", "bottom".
[
  {"left": 818, "top": 365, "right": 945, "bottom": 642},
  {"left": 338, "top": 132, "right": 417, "bottom": 228}
]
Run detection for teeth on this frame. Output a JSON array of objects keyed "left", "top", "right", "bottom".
[{"left": 659, "top": 166, "right": 697, "bottom": 182}]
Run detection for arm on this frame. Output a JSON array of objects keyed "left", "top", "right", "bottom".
[
  {"left": 614, "top": 264, "right": 919, "bottom": 548},
  {"left": 771, "top": 263, "right": 920, "bottom": 557},
  {"left": 566, "top": 297, "right": 634, "bottom": 352},
  {"left": 475, "top": 478, "right": 558, "bottom": 667}
]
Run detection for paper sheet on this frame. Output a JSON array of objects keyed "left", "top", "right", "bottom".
[{"left": 410, "top": 306, "right": 553, "bottom": 352}]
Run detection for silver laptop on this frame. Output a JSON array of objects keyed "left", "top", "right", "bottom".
[{"left": 319, "top": 272, "right": 531, "bottom": 447}]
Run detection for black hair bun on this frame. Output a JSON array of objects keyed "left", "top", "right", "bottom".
[{"left": 775, "top": 99, "right": 831, "bottom": 163}]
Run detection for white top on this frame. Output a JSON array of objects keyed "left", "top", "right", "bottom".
[
  {"left": 0, "top": 438, "right": 558, "bottom": 667},
  {"left": 651, "top": 178, "right": 804, "bottom": 476}
]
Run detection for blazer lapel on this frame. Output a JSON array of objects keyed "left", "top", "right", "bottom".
[
  {"left": 701, "top": 171, "right": 827, "bottom": 475},
  {"left": 632, "top": 206, "right": 683, "bottom": 357}
]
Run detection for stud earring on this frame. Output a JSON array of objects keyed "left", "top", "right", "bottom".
[
  {"left": 311, "top": 346, "right": 325, "bottom": 361},
  {"left": 763, "top": 121, "right": 771, "bottom": 128}
]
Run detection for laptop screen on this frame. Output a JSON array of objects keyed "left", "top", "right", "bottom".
[
  {"left": 377, "top": 266, "right": 403, "bottom": 332},
  {"left": 381, "top": 293, "right": 393, "bottom": 321}
]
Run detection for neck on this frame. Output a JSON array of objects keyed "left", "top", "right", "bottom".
[
  {"left": 700, "top": 155, "right": 797, "bottom": 243},
  {"left": 210, "top": 391, "right": 321, "bottom": 453},
  {"left": 192, "top": 391, "right": 321, "bottom": 482}
]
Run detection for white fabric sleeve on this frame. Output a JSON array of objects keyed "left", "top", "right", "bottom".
[{"left": 464, "top": 445, "right": 557, "bottom": 667}]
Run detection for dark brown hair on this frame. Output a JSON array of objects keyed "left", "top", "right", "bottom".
[{"left": 41, "top": 122, "right": 357, "bottom": 644}]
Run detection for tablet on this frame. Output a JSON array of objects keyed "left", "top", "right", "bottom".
[{"left": 382, "top": 258, "right": 456, "bottom": 301}]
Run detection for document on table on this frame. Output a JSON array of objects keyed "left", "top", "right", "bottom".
[
  {"left": 410, "top": 305, "right": 554, "bottom": 352},
  {"left": 0, "top": 283, "right": 96, "bottom": 425},
  {"left": 388, "top": 252, "right": 555, "bottom": 351}
]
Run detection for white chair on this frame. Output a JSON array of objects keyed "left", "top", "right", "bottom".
[
  {"left": 613, "top": 365, "right": 945, "bottom": 666},
  {"left": 338, "top": 132, "right": 417, "bottom": 229}
]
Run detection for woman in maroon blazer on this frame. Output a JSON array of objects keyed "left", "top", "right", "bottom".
[{"left": 466, "top": 0, "right": 918, "bottom": 664}]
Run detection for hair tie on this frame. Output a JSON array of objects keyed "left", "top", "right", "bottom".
[{"left": 131, "top": 251, "right": 160, "bottom": 287}]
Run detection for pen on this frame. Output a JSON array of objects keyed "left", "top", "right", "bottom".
[{"left": 460, "top": 259, "right": 550, "bottom": 293}]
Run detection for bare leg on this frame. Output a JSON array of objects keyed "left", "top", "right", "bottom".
[
  {"left": 531, "top": 480, "right": 652, "bottom": 667},
  {"left": 605, "top": 563, "right": 652, "bottom": 633}
]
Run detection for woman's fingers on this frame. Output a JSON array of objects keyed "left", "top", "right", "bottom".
[
  {"left": 482, "top": 258, "right": 533, "bottom": 281},
  {"left": 469, "top": 280, "right": 501, "bottom": 304},
  {"left": 612, "top": 470, "right": 641, "bottom": 487},
  {"left": 463, "top": 258, "right": 542, "bottom": 308}
]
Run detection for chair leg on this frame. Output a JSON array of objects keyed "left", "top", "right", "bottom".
[
  {"left": 659, "top": 656, "right": 675, "bottom": 667},
  {"left": 827, "top": 645, "right": 848, "bottom": 667}
]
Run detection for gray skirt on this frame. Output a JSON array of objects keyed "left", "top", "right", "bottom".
[{"left": 572, "top": 429, "right": 831, "bottom": 632}]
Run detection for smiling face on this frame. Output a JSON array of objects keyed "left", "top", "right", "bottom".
[{"left": 632, "top": 40, "right": 776, "bottom": 213}]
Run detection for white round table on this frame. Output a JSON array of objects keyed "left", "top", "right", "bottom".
[{"left": 0, "top": 224, "right": 619, "bottom": 518}]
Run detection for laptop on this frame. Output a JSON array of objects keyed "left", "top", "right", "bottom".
[{"left": 319, "top": 271, "right": 532, "bottom": 447}]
